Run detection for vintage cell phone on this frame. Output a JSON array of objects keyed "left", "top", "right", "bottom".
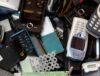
[
  {"left": 10, "top": 29, "right": 34, "bottom": 54},
  {"left": 67, "top": 17, "right": 88, "bottom": 61},
  {"left": 82, "top": 61, "right": 100, "bottom": 76},
  {"left": 20, "top": 0, "right": 48, "bottom": 33},
  {"left": 0, "top": 25, "right": 4, "bottom": 42},
  {"left": 86, "top": 4, "right": 100, "bottom": 38},
  {"left": 0, "top": 45, "right": 20, "bottom": 71}
]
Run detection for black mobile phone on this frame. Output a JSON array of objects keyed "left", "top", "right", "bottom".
[
  {"left": 10, "top": 29, "right": 34, "bottom": 54},
  {"left": 20, "top": 0, "right": 48, "bottom": 33},
  {"left": 86, "top": 4, "right": 100, "bottom": 38}
]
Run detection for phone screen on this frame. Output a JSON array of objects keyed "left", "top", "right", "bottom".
[{"left": 71, "top": 36, "right": 85, "bottom": 50}]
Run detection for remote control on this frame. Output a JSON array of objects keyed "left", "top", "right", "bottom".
[
  {"left": 86, "top": 4, "right": 100, "bottom": 38},
  {"left": 67, "top": 17, "right": 88, "bottom": 61}
]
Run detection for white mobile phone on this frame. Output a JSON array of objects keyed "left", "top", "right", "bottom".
[{"left": 67, "top": 17, "right": 88, "bottom": 61}]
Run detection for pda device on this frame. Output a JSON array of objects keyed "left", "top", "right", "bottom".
[{"left": 67, "top": 17, "right": 88, "bottom": 61}]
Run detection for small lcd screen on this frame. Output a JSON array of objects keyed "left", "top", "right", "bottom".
[{"left": 71, "top": 36, "right": 85, "bottom": 50}]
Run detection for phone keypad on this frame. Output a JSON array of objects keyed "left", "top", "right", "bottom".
[
  {"left": 91, "top": 16, "right": 100, "bottom": 32},
  {"left": 86, "top": 8, "right": 100, "bottom": 38},
  {"left": 78, "top": 21, "right": 86, "bottom": 31},
  {"left": 11, "top": 29, "right": 34, "bottom": 53},
  {"left": 73, "top": 20, "right": 87, "bottom": 36}
]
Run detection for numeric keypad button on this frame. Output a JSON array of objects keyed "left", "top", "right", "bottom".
[
  {"left": 94, "top": 15, "right": 97, "bottom": 19},
  {"left": 95, "top": 24, "right": 99, "bottom": 27},
  {"left": 98, "top": 29, "right": 100, "bottom": 32},
  {"left": 91, "top": 21, "right": 94, "bottom": 24},
  {"left": 96, "top": 22, "right": 100, "bottom": 25},
  {"left": 89, "top": 23, "right": 93, "bottom": 27},
  {"left": 92, "top": 18, "right": 96, "bottom": 21},
  {"left": 93, "top": 27, "right": 97, "bottom": 30},
  {"left": 98, "top": 19, "right": 100, "bottom": 22}
]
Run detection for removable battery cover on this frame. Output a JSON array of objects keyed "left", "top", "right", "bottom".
[{"left": 41, "top": 17, "right": 64, "bottom": 54}]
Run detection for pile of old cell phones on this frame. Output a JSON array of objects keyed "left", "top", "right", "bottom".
[
  {"left": 66, "top": 1, "right": 100, "bottom": 76},
  {"left": 0, "top": 0, "right": 65, "bottom": 76},
  {"left": 0, "top": 0, "right": 100, "bottom": 76}
]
